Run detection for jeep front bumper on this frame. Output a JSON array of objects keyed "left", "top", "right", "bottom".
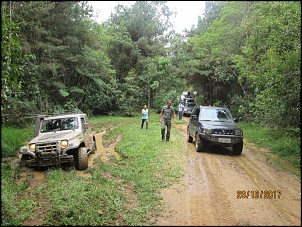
[{"left": 19, "top": 145, "right": 74, "bottom": 167}]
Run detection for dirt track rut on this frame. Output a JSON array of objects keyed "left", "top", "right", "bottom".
[{"left": 155, "top": 120, "right": 301, "bottom": 226}]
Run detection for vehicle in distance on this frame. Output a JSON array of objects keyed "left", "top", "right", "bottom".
[
  {"left": 180, "top": 91, "right": 191, "bottom": 102},
  {"left": 19, "top": 112, "right": 97, "bottom": 170},
  {"left": 187, "top": 105, "right": 243, "bottom": 155},
  {"left": 184, "top": 97, "right": 195, "bottom": 105},
  {"left": 183, "top": 102, "right": 196, "bottom": 117}
]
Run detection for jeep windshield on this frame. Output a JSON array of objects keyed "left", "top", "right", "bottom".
[
  {"left": 199, "top": 108, "right": 234, "bottom": 122},
  {"left": 40, "top": 117, "right": 79, "bottom": 132}
]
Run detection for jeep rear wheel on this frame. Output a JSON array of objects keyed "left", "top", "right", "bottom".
[
  {"left": 232, "top": 142, "right": 243, "bottom": 155},
  {"left": 90, "top": 140, "right": 97, "bottom": 154},
  {"left": 75, "top": 147, "right": 88, "bottom": 170},
  {"left": 195, "top": 133, "right": 204, "bottom": 152}
]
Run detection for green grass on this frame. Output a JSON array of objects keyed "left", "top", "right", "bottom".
[
  {"left": 1, "top": 117, "right": 300, "bottom": 225},
  {"left": 1, "top": 126, "right": 34, "bottom": 157},
  {"left": 1, "top": 115, "right": 185, "bottom": 226},
  {"left": 238, "top": 122, "right": 301, "bottom": 172}
]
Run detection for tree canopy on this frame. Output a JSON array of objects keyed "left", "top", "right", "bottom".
[{"left": 1, "top": 1, "right": 300, "bottom": 130}]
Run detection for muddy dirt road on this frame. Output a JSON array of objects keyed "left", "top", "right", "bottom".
[
  {"left": 14, "top": 119, "right": 300, "bottom": 226},
  {"left": 155, "top": 119, "right": 301, "bottom": 226}
]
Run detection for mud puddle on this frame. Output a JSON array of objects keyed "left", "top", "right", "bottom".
[
  {"left": 77, "top": 131, "right": 120, "bottom": 177},
  {"left": 90, "top": 131, "right": 120, "bottom": 163}
]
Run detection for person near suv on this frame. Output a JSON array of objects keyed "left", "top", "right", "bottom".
[
  {"left": 159, "top": 100, "right": 176, "bottom": 142},
  {"left": 141, "top": 104, "right": 149, "bottom": 129},
  {"left": 178, "top": 101, "right": 185, "bottom": 120}
]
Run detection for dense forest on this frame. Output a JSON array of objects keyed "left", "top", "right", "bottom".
[{"left": 1, "top": 1, "right": 300, "bottom": 130}]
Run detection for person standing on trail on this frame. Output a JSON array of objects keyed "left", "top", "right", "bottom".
[
  {"left": 141, "top": 104, "right": 149, "bottom": 129},
  {"left": 178, "top": 101, "right": 185, "bottom": 120},
  {"left": 159, "top": 100, "right": 176, "bottom": 142}
]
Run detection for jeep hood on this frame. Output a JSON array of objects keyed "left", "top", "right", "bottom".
[{"left": 29, "top": 131, "right": 81, "bottom": 144}]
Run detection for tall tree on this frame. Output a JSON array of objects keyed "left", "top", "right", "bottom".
[
  {"left": 1, "top": 1, "right": 37, "bottom": 124},
  {"left": 233, "top": 1, "right": 301, "bottom": 128},
  {"left": 106, "top": 1, "right": 177, "bottom": 111}
]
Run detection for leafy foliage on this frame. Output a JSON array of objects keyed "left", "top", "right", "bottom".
[
  {"left": 1, "top": 1, "right": 300, "bottom": 130},
  {"left": 233, "top": 1, "right": 301, "bottom": 128}
]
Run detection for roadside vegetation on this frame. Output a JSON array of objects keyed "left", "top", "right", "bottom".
[
  {"left": 1, "top": 115, "right": 185, "bottom": 226},
  {"left": 238, "top": 122, "right": 301, "bottom": 175},
  {"left": 1, "top": 1, "right": 300, "bottom": 224},
  {"left": 1, "top": 126, "right": 34, "bottom": 157},
  {"left": 2, "top": 1, "right": 300, "bottom": 132},
  {"left": 1, "top": 114, "right": 300, "bottom": 226}
]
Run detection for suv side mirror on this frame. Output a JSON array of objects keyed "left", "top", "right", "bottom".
[
  {"left": 83, "top": 123, "right": 89, "bottom": 129},
  {"left": 233, "top": 118, "right": 239, "bottom": 122},
  {"left": 191, "top": 115, "right": 197, "bottom": 120}
]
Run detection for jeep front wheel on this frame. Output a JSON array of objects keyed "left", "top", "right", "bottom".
[
  {"left": 75, "top": 147, "right": 88, "bottom": 170},
  {"left": 20, "top": 154, "right": 32, "bottom": 167}
]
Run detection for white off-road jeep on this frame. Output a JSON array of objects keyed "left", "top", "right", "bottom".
[{"left": 19, "top": 112, "right": 96, "bottom": 170}]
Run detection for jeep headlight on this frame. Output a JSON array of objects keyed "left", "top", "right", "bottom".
[
  {"left": 60, "top": 140, "right": 68, "bottom": 148},
  {"left": 29, "top": 144, "right": 36, "bottom": 152},
  {"left": 235, "top": 129, "right": 243, "bottom": 136}
]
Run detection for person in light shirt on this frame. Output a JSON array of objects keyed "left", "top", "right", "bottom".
[
  {"left": 141, "top": 104, "right": 149, "bottom": 129},
  {"left": 178, "top": 101, "right": 185, "bottom": 120}
]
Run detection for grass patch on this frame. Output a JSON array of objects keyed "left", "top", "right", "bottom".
[
  {"left": 1, "top": 126, "right": 34, "bottom": 157},
  {"left": 238, "top": 122, "right": 301, "bottom": 173},
  {"left": 92, "top": 115, "right": 185, "bottom": 225},
  {"left": 1, "top": 115, "right": 185, "bottom": 226},
  {"left": 2, "top": 116, "right": 299, "bottom": 225},
  {"left": 89, "top": 115, "right": 137, "bottom": 133}
]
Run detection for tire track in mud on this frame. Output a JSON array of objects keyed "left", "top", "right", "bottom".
[
  {"left": 156, "top": 119, "right": 301, "bottom": 226},
  {"left": 185, "top": 144, "right": 214, "bottom": 225},
  {"left": 177, "top": 123, "right": 237, "bottom": 225},
  {"left": 193, "top": 151, "right": 237, "bottom": 226},
  {"left": 233, "top": 144, "right": 301, "bottom": 225}
]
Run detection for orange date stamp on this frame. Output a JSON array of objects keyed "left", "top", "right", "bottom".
[{"left": 237, "top": 190, "right": 283, "bottom": 199}]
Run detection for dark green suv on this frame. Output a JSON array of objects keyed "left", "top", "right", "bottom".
[{"left": 187, "top": 105, "right": 243, "bottom": 155}]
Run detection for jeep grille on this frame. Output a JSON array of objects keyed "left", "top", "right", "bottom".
[
  {"left": 212, "top": 129, "right": 235, "bottom": 135},
  {"left": 36, "top": 142, "right": 57, "bottom": 152}
]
